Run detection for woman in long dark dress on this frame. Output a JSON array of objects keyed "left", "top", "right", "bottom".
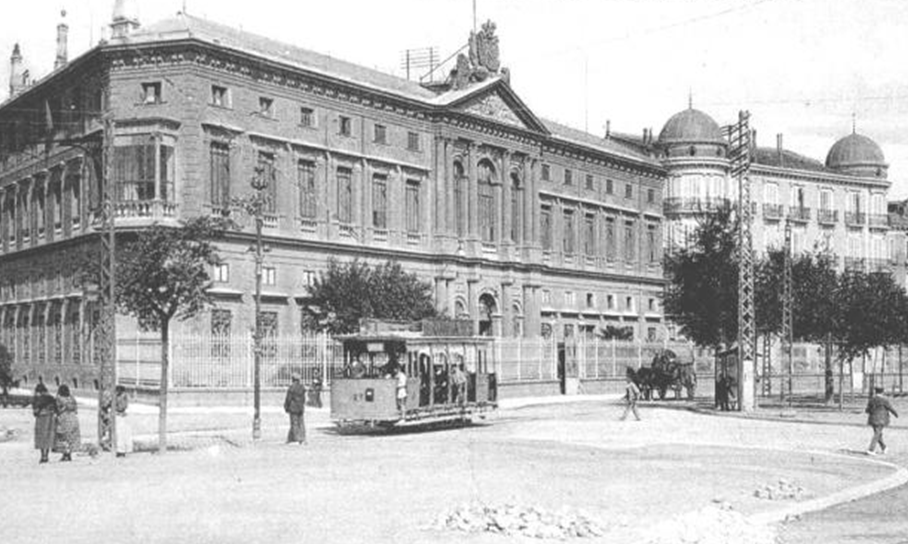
[
  {"left": 53, "top": 384, "right": 80, "bottom": 462},
  {"left": 32, "top": 383, "right": 55, "bottom": 464}
]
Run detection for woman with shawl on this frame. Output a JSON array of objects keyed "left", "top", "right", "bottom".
[
  {"left": 53, "top": 384, "right": 80, "bottom": 462},
  {"left": 32, "top": 383, "right": 55, "bottom": 464}
]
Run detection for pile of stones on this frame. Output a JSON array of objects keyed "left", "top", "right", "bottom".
[
  {"left": 754, "top": 478, "right": 806, "bottom": 501},
  {"left": 644, "top": 501, "right": 777, "bottom": 544},
  {"left": 0, "top": 426, "right": 21, "bottom": 442},
  {"left": 432, "top": 502, "right": 610, "bottom": 539}
]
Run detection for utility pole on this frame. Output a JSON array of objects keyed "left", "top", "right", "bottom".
[
  {"left": 95, "top": 118, "right": 117, "bottom": 450},
  {"left": 728, "top": 111, "right": 755, "bottom": 412}
]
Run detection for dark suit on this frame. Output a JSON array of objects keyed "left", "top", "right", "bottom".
[
  {"left": 866, "top": 394, "right": 899, "bottom": 453},
  {"left": 284, "top": 382, "right": 307, "bottom": 444}
]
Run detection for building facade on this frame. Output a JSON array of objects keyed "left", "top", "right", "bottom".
[{"left": 0, "top": 8, "right": 666, "bottom": 388}]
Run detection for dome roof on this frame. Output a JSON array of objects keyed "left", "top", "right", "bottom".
[
  {"left": 826, "top": 133, "right": 886, "bottom": 169},
  {"left": 658, "top": 108, "right": 725, "bottom": 145}
]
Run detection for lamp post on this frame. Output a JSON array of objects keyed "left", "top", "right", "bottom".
[{"left": 249, "top": 171, "right": 267, "bottom": 441}]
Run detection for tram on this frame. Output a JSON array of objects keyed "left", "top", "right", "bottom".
[{"left": 330, "top": 320, "right": 498, "bottom": 429}]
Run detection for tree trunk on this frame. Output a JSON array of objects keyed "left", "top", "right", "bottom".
[
  {"left": 158, "top": 318, "right": 170, "bottom": 454},
  {"left": 824, "top": 334, "right": 834, "bottom": 403}
]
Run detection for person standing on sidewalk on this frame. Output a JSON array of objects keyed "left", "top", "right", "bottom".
[
  {"left": 52, "top": 384, "right": 80, "bottom": 462},
  {"left": 32, "top": 383, "right": 55, "bottom": 464},
  {"left": 866, "top": 386, "right": 898, "bottom": 455},
  {"left": 284, "top": 374, "right": 307, "bottom": 445},
  {"left": 114, "top": 386, "right": 133, "bottom": 458},
  {"left": 310, "top": 369, "right": 323, "bottom": 409},
  {"left": 620, "top": 374, "right": 642, "bottom": 421}
]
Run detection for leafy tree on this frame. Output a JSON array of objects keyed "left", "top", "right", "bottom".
[
  {"left": 663, "top": 205, "right": 739, "bottom": 349},
  {"left": 303, "top": 259, "right": 437, "bottom": 334},
  {"left": 116, "top": 216, "right": 228, "bottom": 452},
  {"left": 598, "top": 325, "right": 634, "bottom": 340},
  {"left": 834, "top": 269, "right": 908, "bottom": 363}
]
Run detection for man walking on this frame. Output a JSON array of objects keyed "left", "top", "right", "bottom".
[
  {"left": 620, "top": 374, "right": 642, "bottom": 421},
  {"left": 284, "top": 374, "right": 307, "bottom": 445},
  {"left": 866, "top": 386, "right": 898, "bottom": 455}
]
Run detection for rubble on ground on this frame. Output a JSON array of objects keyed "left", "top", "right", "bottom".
[
  {"left": 644, "top": 501, "right": 777, "bottom": 544},
  {"left": 431, "top": 502, "right": 614, "bottom": 539},
  {"left": 753, "top": 478, "right": 806, "bottom": 501},
  {"left": 0, "top": 426, "right": 21, "bottom": 442}
]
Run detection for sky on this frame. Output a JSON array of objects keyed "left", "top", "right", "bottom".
[{"left": 3, "top": 0, "right": 908, "bottom": 197}]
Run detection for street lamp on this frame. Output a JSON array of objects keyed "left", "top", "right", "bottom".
[{"left": 248, "top": 169, "right": 269, "bottom": 441}]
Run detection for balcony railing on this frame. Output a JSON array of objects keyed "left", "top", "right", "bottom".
[
  {"left": 867, "top": 258, "right": 892, "bottom": 273},
  {"left": 868, "top": 213, "right": 889, "bottom": 229},
  {"left": 762, "top": 203, "right": 784, "bottom": 220},
  {"left": 844, "top": 212, "right": 865, "bottom": 226},
  {"left": 788, "top": 206, "right": 811, "bottom": 222},
  {"left": 817, "top": 209, "right": 838, "bottom": 225},
  {"left": 844, "top": 257, "right": 864, "bottom": 271},
  {"left": 663, "top": 197, "right": 731, "bottom": 215},
  {"left": 115, "top": 199, "right": 177, "bottom": 220}
]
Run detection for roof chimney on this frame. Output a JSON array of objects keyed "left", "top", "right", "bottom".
[
  {"left": 111, "top": 0, "right": 140, "bottom": 39},
  {"left": 9, "top": 43, "right": 25, "bottom": 97},
  {"left": 605, "top": 120, "right": 611, "bottom": 139},
  {"left": 55, "top": 11, "right": 69, "bottom": 70},
  {"left": 776, "top": 133, "right": 783, "bottom": 166}
]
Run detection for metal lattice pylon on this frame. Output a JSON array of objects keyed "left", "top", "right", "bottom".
[
  {"left": 782, "top": 218, "right": 793, "bottom": 403},
  {"left": 727, "top": 111, "right": 755, "bottom": 411}
]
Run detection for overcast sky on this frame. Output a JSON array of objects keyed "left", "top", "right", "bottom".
[{"left": 3, "top": 0, "right": 908, "bottom": 197}]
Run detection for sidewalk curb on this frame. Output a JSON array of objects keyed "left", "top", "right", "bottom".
[{"left": 751, "top": 462, "right": 908, "bottom": 526}]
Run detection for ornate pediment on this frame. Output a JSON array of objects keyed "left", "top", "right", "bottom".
[{"left": 458, "top": 92, "right": 529, "bottom": 130}]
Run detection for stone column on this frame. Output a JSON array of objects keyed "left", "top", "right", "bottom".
[
  {"left": 362, "top": 160, "right": 373, "bottom": 243},
  {"left": 325, "top": 151, "right": 336, "bottom": 240},
  {"left": 500, "top": 281, "right": 512, "bottom": 337},
  {"left": 468, "top": 143, "right": 479, "bottom": 246},
  {"left": 523, "top": 284, "right": 540, "bottom": 338},
  {"left": 434, "top": 277, "right": 448, "bottom": 316},
  {"left": 501, "top": 151, "right": 512, "bottom": 253},
  {"left": 433, "top": 137, "right": 446, "bottom": 239},
  {"left": 467, "top": 278, "right": 479, "bottom": 335}
]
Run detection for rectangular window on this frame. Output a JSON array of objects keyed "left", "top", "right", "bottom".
[
  {"left": 263, "top": 266, "right": 276, "bottom": 286},
  {"left": 647, "top": 224, "right": 657, "bottom": 263},
  {"left": 35, "top": 186, "right": 45, "bottom": 236},
  {"left": 406, "top": 180, "right": 420, "bottom": 233},
  {"left": 605, "top": 217, "right": 616, "bottom": 261},
  {"left": 259, "top": 97, "right": 274, "bottom": 117},
  {"left": 213, "top": 263, "right": 229, "bottom": 283},
  {"left": 541, "top": 205, "right": 553, "bottom": 251},
  {"left": 625, "top": 221, "right": 636, "bottom": 262},
  {"left": 607, "top": 294, "right": 615, "bottom": 310},
  {"left": 339, "top": 116, "right": 352, "bottom": 137},
  {"left": 211, "top": 309, "right": 232, "bottom": 336},
  {"left": 541, "top": 164, "right": 550, "bottom": 181},
  {"left": 113, "top": 143, "right": 174, "bottom": 202},
  {"left": 586, "top": 293, "right": 594, "bottom": 308},
  {"left": 454, "top": 173, "right": 466, "bottom": 237},
  {"left": 372, "top": 173, "right": 388, "bottom": 229},
  {"left": 373, "top": 124, "right": 387, "bottom": 145},
  {"left": 141, "top": 82, "right": 162, "bottom": 104},
  {"left": 337, "top": 166, "right": 353, "bottom": 223},
  {"left": 647, "top": 188, "right": 655, "bottom": 203},
  {"left": 407, "top": 131, "right": 420, "bottom": 152},
  {"left": 300, "top": 107, "right": 315, "bottom": 128},
  {"left": 820, "top": 189, "right": 832, "bottom": 211},
  {"left": 562, "top": 210, "right": 575, "bottom": 254},
  {"left": 51, "top": 179, "right": 62, "bottom": 230},
  {"left": 585, "top": 174, "right": 594, "bottom": 190},
  {"left": 210, "top": 85, "right": 229, "bottom": 107},
  {"left": 68, "top": 169, "right": 81, "bottom": 226},
  {"left": 564, "top": 168, "right": 573, "bottom": 186},
  {"left": 210, "top": 142, "right": 231, "bottom": 208},
  {"left": 583, "top": 214, "right": 595, "bottom": 256},
  {"left": 625, "top": 183, "right": 633, "bottom": 199},
  {"left": 298, "top": 160, "right": 317, "bottom": 219},
  {"left": 606, "top": 179, "right": 614, "bottom": 195},
  {"left": 564, "top": 291, "right": 575, "bottom": 307},
  {"left": 257, "top": 151, "right": 277, "bottom": 213}
]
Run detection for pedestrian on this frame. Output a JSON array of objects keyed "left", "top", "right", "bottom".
[
  {"left": 32, "top": 383, "right": 55, "bottom": 464},
  {"left": 396, "top": 365, "right": 408, "bottom": 415},
  {"left": 52, "top": 384, "right": 80, "bottom": 462},
  {"left": 99, "top": 388, "right": 113, "bottom": 450},
  {"left": 620, "top": 374, "right": 641, "bottom": 421},
  {"left": 310, "top": 369, "right": 323, "bottom": 409},
  {"left": 284, "top": 374, "right": 307, "bottom": 445},
  {"left": 866, "top": 386, "right": 899, "bottom": 455},
  {"left": 114, "top": 385, "right": 133, "bottom": 458},
  {"left": 451, "top": 364, "right": 467, "bottom": 406}
]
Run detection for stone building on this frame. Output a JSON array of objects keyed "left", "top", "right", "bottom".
[{"left": 0, "top": 5, "right": 666, "bottom": 388}]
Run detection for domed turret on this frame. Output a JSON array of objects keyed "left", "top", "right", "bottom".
[
  {"left": 826, "top": 132, "right": 887, "bottom": 178},
  {"left": 658, "top": 107, "right": 727, "bottom": 159}
]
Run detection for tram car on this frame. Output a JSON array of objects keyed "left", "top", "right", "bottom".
[{"left": 331, "top": 320, "right": 498, "bottom": 429}]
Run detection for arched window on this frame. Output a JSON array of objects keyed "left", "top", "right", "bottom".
[
  {"left": 478, "top": 293, "right": 497, "bottom": 336},
  {"left": 478, "top": 159, "right": 496, "bottom": 243},
  {"left": 453, "top": 160, "right": 466, "bottom": 237},
  {"left": 509, "top": 170, "right": 521, "bottom": 243}
]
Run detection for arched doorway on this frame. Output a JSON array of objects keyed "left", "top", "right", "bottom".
[{"left": 478, "top": 293, "right": 497, "bottom": 336}]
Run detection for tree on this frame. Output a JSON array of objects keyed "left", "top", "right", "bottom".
[
  {"left": 116, "top": 217, "right": 228, "bottom": 452},
  {"left": 0, "top": 343, "right": 13, "bottom": 407},
  {"left": 303, "top": 259, "right": 437, "bottom": 334},
  {"left": 663, "top": 205, "right": 739, "bottom": 349},
  {"left": 834, "top": 269, "right": 908, "bottom": 369}
]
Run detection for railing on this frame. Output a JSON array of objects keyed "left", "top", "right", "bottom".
[
  {"left": 867, "top": 258, "right": 892, "bottom": 273},
  {"left": 788, "top": 206, "right": 811, "bottom": 222},
  {"left": 817, "top": 209, "right": 837, "bottom": 225},
  {"left": 407, "top": 232, "right": 422, "bottom": 245},
  {"left": 844, "top": 257, "right": 865, "bottom": 271},
  {"left": 868, "top": 213, "right": 889, "bottom": 229},
  {"left": 762, "top": 203, "right": 784, "bottom": 220},
  {"left": 262, "top": 213, "right": 279, "bottom": 229},
  {"left": 664, "top": 197, "right": 731, "bottom": 215},
  {"left": 845, "top": 212, "right": 866, "bottom": 226},
  {"left": 298, "top": 217, "right": 317, "bottom": 232},
  {"left": 115, "top": 199, "right": 177, "bottom": 220}
]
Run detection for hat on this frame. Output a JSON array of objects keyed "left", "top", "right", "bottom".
[{"left": 291, "top": 373, "right": 301, "bottom": 381}]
